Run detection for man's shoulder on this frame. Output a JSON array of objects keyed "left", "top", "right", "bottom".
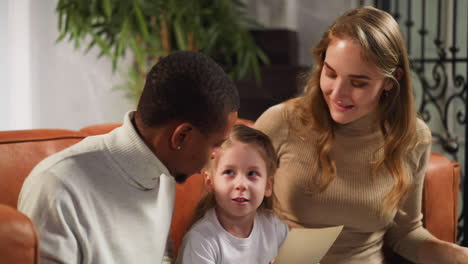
[
  {"left": 39, "top": 135, "right": 107, "bottom": 169},
  {"left": 23, "top": 135, "right": 110, "bottom": 193}
]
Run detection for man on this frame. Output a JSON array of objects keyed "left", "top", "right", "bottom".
[{"left": 18, "top": 51, "right": 239, "bottom": 263}]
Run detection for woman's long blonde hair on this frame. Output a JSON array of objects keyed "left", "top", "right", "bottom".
[
  {"left": 190, "top": 124, "right": 279, "bottom": 226},
  {"left": 291, "top": 7, "right": 417, "bottom": 216}
]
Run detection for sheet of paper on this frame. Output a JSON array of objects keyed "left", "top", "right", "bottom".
[{"left": 275, "top": 225, "right": 343, "bottom": 264}]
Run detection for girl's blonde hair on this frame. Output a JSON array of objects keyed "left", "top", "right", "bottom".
[
  {"left": 290, "top": 7, "right": 417, "bottom": 216},
  {"left": 191, "top": 124, "right": 278, "bottom": 225}
]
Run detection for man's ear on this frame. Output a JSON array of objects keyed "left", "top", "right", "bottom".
[
  {"left": 203, "top": 169, "right": 214, "bottom": 192},
  {"left": 170, "top": 123, "right": 193, "bottom": 151},
  {"left": 264, "top": 177, "right": 273, "bottom": 197}
]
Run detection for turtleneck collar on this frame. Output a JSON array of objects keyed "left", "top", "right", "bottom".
[
  {"left": 104, "top": 111, "right": 174, "bottom": 190},
  {"left": 334, "top": 111, "right": 379, "bottom": 137}
]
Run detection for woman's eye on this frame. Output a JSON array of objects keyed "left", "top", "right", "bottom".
[
  {"left": 222, "top": 169, "right": 234, "bottom": 175},
  {"left": 351, "top": 80, "right": 367, "bottom": 88},
  {"left": 325, "top": 71, "right": 337, "bottom": 79},
  {"left": 248, "top": 171, "right": 259, "bottom": 177}
]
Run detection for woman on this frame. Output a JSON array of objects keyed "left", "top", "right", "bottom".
[{"left": 255, "top": 6, "right": 468, "bottom": 264}]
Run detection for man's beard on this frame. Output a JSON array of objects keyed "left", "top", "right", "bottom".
[{"left": 174, "top": 173, "right": 189, "bottom": 183}]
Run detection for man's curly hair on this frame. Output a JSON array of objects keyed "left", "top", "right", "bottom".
[{"left": 137, "top": 51, "right": 240, "bottom": 133}]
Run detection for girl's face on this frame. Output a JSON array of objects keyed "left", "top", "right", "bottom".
[
  {"left": 208, "top": 142, "right": 272, "bottom": 222},
  {"left": 320, "top": 37, "right": 393, "bottom": 124}
]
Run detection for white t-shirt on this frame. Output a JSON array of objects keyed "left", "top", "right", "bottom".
[{"left": 177, "top": 208, "right": 288, "bottom": 264}]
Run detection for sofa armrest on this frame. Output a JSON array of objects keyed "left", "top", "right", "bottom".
[
  {"left": 423, "top": 153, "right": 460, "bottom": 243},
  {"left": 0, "top": 204, "right": 39, "bottom": 264}
]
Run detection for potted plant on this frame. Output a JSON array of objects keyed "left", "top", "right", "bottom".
[{"left": 55, "top": 0, "right": 268, "bottom": 104}]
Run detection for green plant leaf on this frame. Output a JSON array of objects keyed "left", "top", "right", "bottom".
[
  {"left": 63, "top": 9, "right": 70, "bottom": 33},
  {"left": 84, "top": 39, "right": 96, "bottom": 54},
  {"left": 55, "top": 0, "right": 270, "bottom": 104},
  {"left": 129, "top": 37, "right": 146, "bottom": 70},
  {"left": 133, "top": 2, "right": 150, "bottom": 41},
  {"left": 102, "top": 0, "right": 112, "bottom": 20},
  {"left": 56, "top": 31, "right": 68, "bottom": 43},
  {"left": 119, "top": 18, "right": 131, "bottom": 50},
  {"left": 251, "top": 52, "right": 261, "bottom": 85},
  {"left": 112, "top": 18, "right": 131, "bottom": 70},
  {"left": 255, "top": 47, "right": 269, "bottom": 65},
  {"left": 238, "top": 51, "right": 251, "bottom": 80},
  {"left": 204, "top": 26, "right": 219, "bottom": 53},
  {"left": 58, "top": 11, "right": 64, "bottom": 30},
  {"left": 173, "top": 20, "right": 187, "bottom": 50},
  {"left": 91, "top": 31, "right": 112, "bottom": 57},
  {"left": 231, "top": 0, "right": 247, "bottom": 9}
]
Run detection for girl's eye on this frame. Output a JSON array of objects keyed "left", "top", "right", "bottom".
[
  {"left": 248, "top": 171, "right": 259, "bottom": 177},
  {"left": 222, "top": 169, "right": 234, "bottom": 176},
  {"left": 350, "top": 80, "right": 367, "bottom": 88}
]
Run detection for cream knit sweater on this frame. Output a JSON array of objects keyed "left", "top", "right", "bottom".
[
  {"left": 255, "top": 103, "right": 434, "bottom": 264},
  {"left": 19, "top": 112, "right": 175, "bottom": 264}
]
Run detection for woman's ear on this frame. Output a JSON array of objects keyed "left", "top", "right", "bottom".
[
  {"left": 264, "top": 177, "right": 273, "bottom": 197},
  {"left": 383, "top": 79, "right": 393, "bottom": 92},
  {"left": 394, "top": 67, "right": 403, "bottom": 82},
  {"left": 384, "top": 67, "right": 404, "bottom": 92}
]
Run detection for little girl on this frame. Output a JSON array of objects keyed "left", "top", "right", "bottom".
[{"left": 176, "top": 124, "right": 288, "bottom": 264}]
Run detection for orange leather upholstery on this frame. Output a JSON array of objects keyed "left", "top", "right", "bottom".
[
  {"left": 80, "top": 122, "right": 121, "bottom": 135},
  {"left": 0, "top": 204, "right": 39, "bottom": 264},
  {"left": 0, "top": 119, "right": 458, "bottom": 263},
  {"left": 423, "top": 153, "right": 460, "bottom": 243}
]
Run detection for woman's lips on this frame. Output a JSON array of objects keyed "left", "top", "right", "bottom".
[{"left": 333, "top": 101, "right": 354, "bottom": 112}]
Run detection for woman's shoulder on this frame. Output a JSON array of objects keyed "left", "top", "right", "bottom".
[
  {"left": 256, "top": 102, "right": 289, "bottom": 122},
  {"left": 414, "top": 117, "right": 432, "bottom": 145},
  {"left": 404, "top": 118, "right": 432, "bottom": 169},
  {"left": 254, "top": 103, "right": 290, "bottom": 138},
  {"left": 255, "top": 99, "right": 303, "bottom": 130}
]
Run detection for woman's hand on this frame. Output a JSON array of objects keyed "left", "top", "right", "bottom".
[
  {"left": 419, "top": 237, "right": 468, "bottom": 264},
  {"left": 453, "top": 245, "right": 468, "bottom": 263}
]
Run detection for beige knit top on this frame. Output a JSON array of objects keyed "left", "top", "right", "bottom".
[{"left": 254, "top": 103, "right": 434, "bottom": 264}]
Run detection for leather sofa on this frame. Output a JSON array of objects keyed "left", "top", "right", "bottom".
[{"left": 0, "top": 121, "right": 460, "bottom": 263}]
